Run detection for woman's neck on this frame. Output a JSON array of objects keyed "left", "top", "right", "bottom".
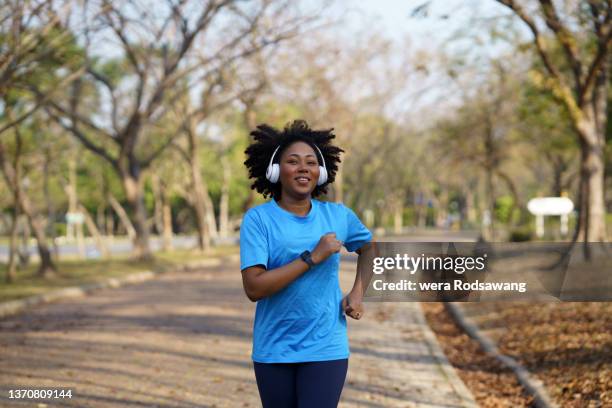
[{"left": 277, "top": 194, "right": 312, "bottom": 217}]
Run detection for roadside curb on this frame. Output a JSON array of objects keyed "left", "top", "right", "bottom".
[
  {"left": 445, "top": 302, "right": 559, "bottom": 408},
  {"left": 0, "top": 253, "right": 240, "bottom": 319},
  {"left": 416, "top": 303, "right": 480, "bottom": 408}
]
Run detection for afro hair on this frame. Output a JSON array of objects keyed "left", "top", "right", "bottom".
[{"left": 244, "top": 120, "right": 343, "bottom": 200}]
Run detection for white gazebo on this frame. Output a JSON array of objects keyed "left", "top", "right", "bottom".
[{"left": 527, "top": 197, "right": 574, "bottom": 238}]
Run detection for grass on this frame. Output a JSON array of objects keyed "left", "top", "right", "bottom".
[{"left": 0, "top": 245, "right": 238, "bottom": 303}]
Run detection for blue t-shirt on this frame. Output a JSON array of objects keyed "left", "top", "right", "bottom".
[{"left": 240, "top": 199, "right": 372, "bottom": 363}]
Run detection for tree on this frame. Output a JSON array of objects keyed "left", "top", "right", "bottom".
[
  {"left": 495, "top": 0, "right": 610, "bottom": 242},
  {"left": 516, "top": 78, "right": 579, "bottom": 197},
  {"left": 0, "top": 0, "right": 86, "bottom": 278},
  {"left": 0, "top": 0, "right": 85, "bottom": 137},
  {"left": 0, "top": 111, "right": 58, "bottom": 279},
  {"left": 44, "top": 0, "right": 315, "bottom": 259}
]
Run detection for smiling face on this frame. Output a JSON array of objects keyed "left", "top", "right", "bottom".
[{"left": 278, "top": 141, "right": 320, "bottom": 200}]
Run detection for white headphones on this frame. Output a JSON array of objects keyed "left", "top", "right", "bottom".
[{"left": 266, "top": 143, "right": 328, "bottom": 186}]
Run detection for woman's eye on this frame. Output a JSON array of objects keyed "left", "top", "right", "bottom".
[{"left": 308, "top": 162, "right": 317, "bottom": 166}]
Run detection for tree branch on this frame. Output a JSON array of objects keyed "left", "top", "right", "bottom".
[
  {"left": 142, "top": 0, "right": 231, "bottom": 120},
  {"left": 495, "top": 0, "right": 566, "bottom": 83},
  {"left": 581, "top": 6, "right": 612, "bottom": 104},
  {"left": 538, "top": 0, "right": 583, "bottom": 91},
  {"left": 0, "top": 66, "right": 86, "bottom": 136},
  {"left": 141, "top": 135, "right": 180, "bottom": 169},
  {"left": 40, "top": 95, "right": 116, "bottom": 143},
  {"left": 45, "top": 107, "right": 118, "bottom": 170},
  {"left": 86, "top": 66, "right": 120, "bottom": 132}
]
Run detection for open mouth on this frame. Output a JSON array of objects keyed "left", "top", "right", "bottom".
[{"left": 295, "top": 177, "right": 310, "bottom": 183}]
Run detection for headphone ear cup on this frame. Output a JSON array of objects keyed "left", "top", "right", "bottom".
[
  {"left": 317, "top": 166, "right": 328, "bottom": 186},
  {"left": 266, "top": 163, "right": 280, "bottom": 183}
]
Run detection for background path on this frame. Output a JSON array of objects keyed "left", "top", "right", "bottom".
[{"left": 0, "top": 258, "right": 477, "bottom": 407}]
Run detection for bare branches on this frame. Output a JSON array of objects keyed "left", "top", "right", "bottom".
[
  {"left": 141, "top": 135, "right": 179, "bottom": 169},
  {"left": 0, "top": 65, "right": 86, "bottom": 136},
  {"left": 496, "top": 0, "right": 611, "bottom": 112},
  {"left": 538, "top": 0, "right": 582, "bottom": 90},
  {"left": 582, "top": 2, "right": 612, "bottom": 103},
  {"left": 495, "top": 1, "right": 566, "bottom": 84}
]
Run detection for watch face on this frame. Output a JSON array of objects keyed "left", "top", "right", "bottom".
[{"left": 301, "top": 251, "right": 313, "bottom": 266}]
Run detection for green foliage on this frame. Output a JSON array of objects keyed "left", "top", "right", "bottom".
[
  {"left": 509, "top": 226, "right": 533, "bottom": 242},
  {"left": 144, "top": 180, "right": 155, "bottom": 214},
  {"left": 2, "top": 24, "right": 85, "bottom": 107},
  {"left": 495, "top": 195, "right": 514, "bottom": 224},
  {"left": 403, "top": 207, "right": 415, "bottom": 226},
  {"left": 78, "top": 156, "right": 124, "bottom": 211},
  {"left": 53, "top": 222, "right": 67, "bottom": 237}
]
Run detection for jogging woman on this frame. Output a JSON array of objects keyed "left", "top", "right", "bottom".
[{"left": 240, "top": 120, "right": 372, "bottom": 407}]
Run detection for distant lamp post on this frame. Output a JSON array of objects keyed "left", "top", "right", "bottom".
[{"left": 527, "top": 197, "right": 574, "bottom": 238}]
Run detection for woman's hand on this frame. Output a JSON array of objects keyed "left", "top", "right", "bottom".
[
  {"left": 342, "top": 291, "right": 364, "bottom": 320},
  {"left": 311, "top": 232, "right": 342, "bottom": 264}
]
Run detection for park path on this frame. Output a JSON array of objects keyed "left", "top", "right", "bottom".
[{"left": 0, "top": 258, "right": 477, "bottom": 407}]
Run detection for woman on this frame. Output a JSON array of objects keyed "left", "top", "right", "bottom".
[{"left": 240, "top": 120, "right": 373, "bottom": 407}]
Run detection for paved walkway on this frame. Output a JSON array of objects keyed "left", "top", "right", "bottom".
[{"left": 0, "top": 259, "right": 477, "bottom": 407}]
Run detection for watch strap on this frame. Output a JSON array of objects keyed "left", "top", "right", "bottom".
[{"left": 300, "top": 250, "right": 316, "bottom": 267}]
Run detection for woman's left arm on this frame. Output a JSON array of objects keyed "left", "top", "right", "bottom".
[{"left": 342, "top": 240, "right": 376, "bottom": 320}]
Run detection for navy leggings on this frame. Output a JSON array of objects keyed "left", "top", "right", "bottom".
[{"left": 253, "top": 358, "right": 348, "bottom": 408}]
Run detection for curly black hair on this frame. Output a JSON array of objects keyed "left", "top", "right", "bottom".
[{"left": 244, "top": 120, "right": 344, "bottom": 200}]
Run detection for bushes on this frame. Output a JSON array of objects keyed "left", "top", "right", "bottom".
[{"left": 509, "top": 226, "right": 533, "bottom": 242}]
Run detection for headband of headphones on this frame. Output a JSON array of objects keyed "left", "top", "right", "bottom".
[
  {"left": 266, "top": 142, "right": 328, "bottom": 185},
  {"left": 267, "top": 143, "right": 327, "bottom": 170}
]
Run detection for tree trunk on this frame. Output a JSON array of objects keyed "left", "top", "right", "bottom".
[
  {"left": 242, "top": 103, "right": 257, "bottom": 212},
  {"left": 186, "top": 118, "right": 215, "bottom": 251},
  {"left": 465, "top": 184, "right": 477, "bottom": 225},
  {"left": 574, "top": 90, "right": 607, "bottom": 242},
  {"left": 0, "top": 138, "right": 55, "bottom": 277},
  {"left": 19, "top": 214, "right": 31, "bottom": 268},
  {"left": 162, "top": 197, "right": 173, "bottom": 251},
  {"left": 43, "top": 144, "right": 59, "bottom": 261},
  {"left": 483, "top": 115, "right": 496, "bottom": 240},
  {"left": 151, "top": 173, "right": 164, "bottom": 236},
  {"left": 393, "top": 203, "right": 403, "bottom": 235},
  {"left": 192, "top": 164, "right": 212, "bottom": 252},
  {"left": 65, "top": 158, "right": 86, "bottom": 258},
  {"left": 6, "top": 203, "right": 19, "bottom": 283},
  {"left": 219, "top": 155, "right": 230, "bottom": 238},
  {"left": 96, "top": 203, "right": 106, "bottom": 235},
  {"left": 106, "top": 212, "right": 115, "bottom": 236},
  {"left": 79, "top": 204, "right": 110, "bottom": 258},
  {"left": 122, "top": 173, "right": 152, "bottom": 260},
  {"left": 413, "top": 191, "right": 426, "bottom": 228},
  {"left": 334, "top": 164, "right": 344, "bottom": 203},
  {"left": 108, "top": 193, "right": 136, "bottom": 241},
  {"left": 21, "top": 197, "right": 57, "bottom": 278},
  {"left": 435, "top": 189, "right": 449, "bottom": 228}
]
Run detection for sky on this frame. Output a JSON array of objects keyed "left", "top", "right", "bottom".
[
  {"left": 78, "top": 0, "right": 527, "bottom": 131},
  {"left": 326, "top": 0, "right": 525, "bottom": 122},
  {"left": 339, "top": 0, "right": 508, "bottom": 48}
]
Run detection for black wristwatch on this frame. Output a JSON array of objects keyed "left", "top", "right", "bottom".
[{"left": 300, "top": 250, "right": 316, "bottom": 268}]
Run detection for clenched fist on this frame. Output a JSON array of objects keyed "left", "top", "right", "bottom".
[{"left": 311, "top": 232, "right": 342, "bottom": 264}]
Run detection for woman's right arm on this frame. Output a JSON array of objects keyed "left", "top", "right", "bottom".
[
  {"left": 241, "top": 260, "right": 309, "bottom": 302},
  {"left": 241, "top": 232, "right": 342, "bottom": 302}
]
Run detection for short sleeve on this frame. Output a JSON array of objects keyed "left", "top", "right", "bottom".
[
  {"left": 239, "top": 210, "right": 269, "bottom": 271},
  {"left": 343, "top": 205, "right": 372, "bottom": 253}
]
